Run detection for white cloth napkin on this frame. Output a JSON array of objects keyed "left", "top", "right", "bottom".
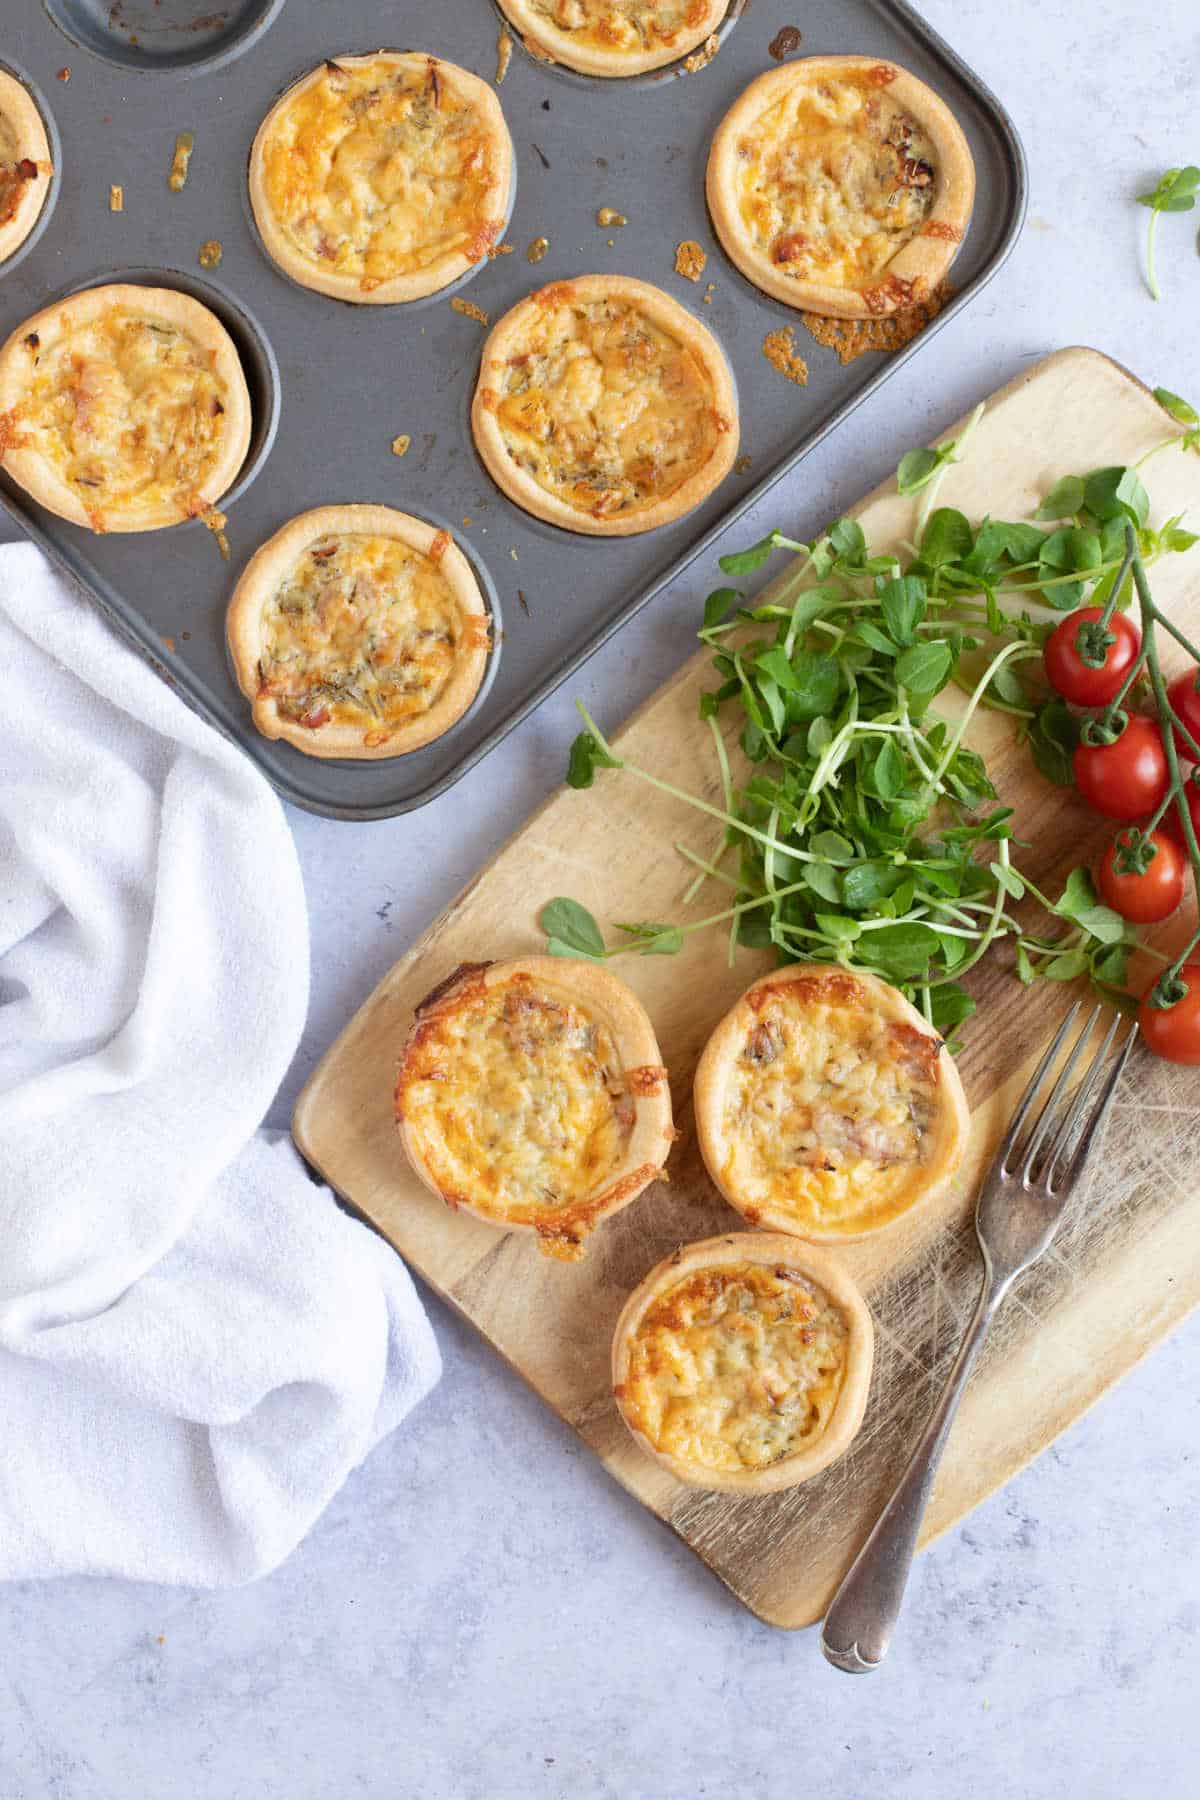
[{"left": 0, "top": 541, "right": 440, "bottom": 1585}]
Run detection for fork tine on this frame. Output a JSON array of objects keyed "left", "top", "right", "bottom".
[
  {"left": 998, "top": 1001, "right": 1082, "bottom": 1174},
  {"left": 1043, "top": 1011, "right": 1121, "bottom": 1185},
  {"left": 1018, "top": 1004, "right": 1103, "bottom": 1183},
  {"left": 1056, "top": 1022, "right": 1139, "bottom": 1191}
]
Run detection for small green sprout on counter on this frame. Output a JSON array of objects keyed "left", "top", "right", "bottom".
[
  {"left": 1136, "top": 166, "right": 1200, "bottom": 301},
  {"left": 540, "top": 386, "right": 1200, "bottom": 1059}
]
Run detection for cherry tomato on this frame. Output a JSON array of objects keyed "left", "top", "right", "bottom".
[
  {"left": 1043, "top": 607, "right": 1141, "bottom": 707},
  {"left": 1167, "top": 669, "right": 1200, "bottom": 762},
  {"left": 1139, "top": 965, "right": 1200, "bottom": 1065},
  {"left": 1072, "top": 715, "right": 1170, "bottom": 821},
  {"left": 1164, "top": 769, "right": 1200, "bottom": 851},
  {"left": 1096, "top": 829, "right": 1185, "bottom": 923}
]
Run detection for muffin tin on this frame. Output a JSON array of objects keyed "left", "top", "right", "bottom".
[{"left": 0, "top": 2, "right": 1025, "bottom": 819}]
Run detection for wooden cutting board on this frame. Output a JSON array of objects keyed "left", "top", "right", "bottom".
[{"left": 294, "top": 348, "right": 1200, "bottom": 1628}]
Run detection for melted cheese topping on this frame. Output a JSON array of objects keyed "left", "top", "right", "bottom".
[
  {"left": 0, "top": 113, "right": 37, "bottom": 231},
  {"left": 256, "top": 533, "right": 486, "bottom": 740},
  {"left": 722, "top": 976, "right": 941, "bottom": 1234},
  {"left": 12, "top": 308, "right": 233, "bottom": 525},
  {"left": 399, "top": 974, "right": 634, "bottom": 1218},
  {"left": 486, "top": 290, "right": 727, "bottom": 520},
  {"left": 257, "top": 57, "right": 506, "bottom": 288},
  {"left": 734, "top": 71, "right": 937, "bottom": 292},
  {"left": 620, "top": 1263, "right": 849, "bottom": 1473},
  {"left": 526, "top": 0, "right": 710, "bottom": 59}
]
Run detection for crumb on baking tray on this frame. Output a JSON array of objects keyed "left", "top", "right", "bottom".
[
  {"left": 801, "top": 282, "right": 952, "bottom": 365},
  {"left": 167, "top": 132, "right": 194, "bottom": 193},
  {"left": 496, "top": 28, "right": 513, "bottom": 84},
  {"left": 56, "top": 67, "right": 71, "bottom": 83},
  {"left": 597, "top": 207, "right": 626, "bottom": 227},
  {"left": 762, "top": 326, "right": 809, "bottom": 386},
  {"left": 201, "top": 507, "right": 230, "bottom": 561},
  {"left": 735, "top": 454, "right": 753, "bottom": 476},
  {"left": 391, "top": 435, "right": 411, "bottom": 457},
  {"left": 198, "top": 239, "right": 222, "bottom": 269},
  {"left": 450, "top": 298, "right": 490, "bottom": 324},
  {"left": 674, "top": 240, "right": 707, "bottom": 282},
  {"left": 526, "top": 235, "right": 550, "bottom": 264},
  {"left": 488, "top": 242, "right": 515, "bottom": 258},
  {"left": 683, "top": 35, "right": 719, "bottom": 74},
  {"left": 768, "top": 26, "right": 803, "bottom": 62}
]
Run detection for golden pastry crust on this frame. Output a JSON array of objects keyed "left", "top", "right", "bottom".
[
  {"left": 694, "top": 964, "right": 969, "bottom": 1242},
  {"left": 395, "top": 957, "right": 675, "bottom": 1260},
  {"left": 706, "top": 56, "right": 975, "bottom": 319},
  {"left": 471, "top": 273, "right": 738, "bottom": 536},
  {"left": 0, "top": 284, "right": 251, "bottom": 534},
  {"left": 496, "top": 0, "right": 729, "bottom": 78},
  {"left": 0, "top": 70, "right": 51, "bottom": 265},
  {"left": 612, "top": 1232, "right": 874, "bottom": 1493},
  {"left": 249, "top": 51, "right": 514, "bottom": 304},
  {"left": 226, "top": 504, "right": 492, "bottom": 761}
]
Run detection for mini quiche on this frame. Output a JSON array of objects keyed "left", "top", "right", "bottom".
[
  {"left": 612, "top": 1232, "right": 873, "bottom": 1493},
  {"left": 0, "top": 69, "right": 52, "bottom": 266},
  {"left": 395, "top": 957, "right": 674, "bottom": 1260},
  {"left": 695, "top": 964, "right": 969, "bottom": 1242},
  {"left": 495, "top": 1, "right": 729, "bottom": 78},
  {"left": 706, "top": 55, "right": 975, "bottom": 319},
  {"left": 227, "top": 504, "right": 491, "bottom": 760},
  {"left": 471, "top": 274, "right": 738, "bottom": 536},
  {"left": 0, "top": 285, "right": 251, "bottom": 534},
  {"left": 249, "top": 51, "right": 514, "bottom": 304}
]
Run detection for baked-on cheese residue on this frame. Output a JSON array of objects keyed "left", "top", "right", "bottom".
[
  {"left": 258, "top": 57, "right": 506, "bottom": 289},
  {"left": 256, "top": 533, "right": 488, "bottom": 739},
  {"left": 0, "top": 113, "right": 38, "bottom": 231},
  {"left": 481, "top": 286, "right": 729, "bottom": 521},
  {"left": 619, "top": 1262, "right": 849, "bottom": 1473},
  {"left": 723, "top": 973, "right": 941, "bottom": 1234},
  {"left": 734, "top": 68, "right": 938, "bottom": 297},
  {"left": 11, "top": 307, "right": 233, "bottom": 528},
  {"left": 526, "top": 1, "right": 711, "bottom": 61},
  {"left": 398, "top": 972, "right": 635, "bottom": 1230}
]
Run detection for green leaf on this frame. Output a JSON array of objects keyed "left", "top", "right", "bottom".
[
  {"left": 540, "top": 897, "right": 607, "bottom": 960},
  {"left": 807, "top": 716, "right": 833, "bottom": 756},
  {"left": 810, "top": 831, "right": 856, "bottom": 864},
  {"left": 1052, "top": 866, "right": 1100, "bottom": 922},
  {"left": 1154, "top": 386, "right": 1200, "bottom": 427},
  {"left": 802, "top": 862, "right": 843, "bottom": 905},
  {"left": 1137, "top": 166, "right": 1200, "bottom": 213},
  {"left": 861, "top": 923, "right": 940, "bottom": 980},
  {"left": 815, "top": 912, "right": 862, "bottom": 943},
  {"left": 566, "top": 731, "right": 621, "bottom": 789},
  {"left": 896, "top": 447, "right": 943, "bottom": 495},
  {"left": 719, "top": 532, "right": 781, "bottom": 575},
  {"left": 852, "top": 621, "right": 899, "bottom": 657},
  {"left": 1035, "top": 475, "right": 1085, "bottom": 521},
  {"left": 920, "top": 507, "right": 974, "bottom": 566},
  {"left": 703, "top": 586, "right": 742, "bottom": 628},
  {"left": 754, "top": 645, "right": 797, "bottom": 691},
  {"left": 842, "top": 862, "right": 902, "bottom": 909},
  {"left": 868, "top": 738, "right": 904, "bottom": 800},
  {"left": 895, "top": 639, "right": 953, "bottom": 696},
  {"left": 614, "top": 921, "right": 684, "bottom": 956},
  {"left": 1029, "top": 698, "right": 1081, "bottom": 786},
  {"left": 987, "top": 660, "right": 1029, "bottom": 707},
  {"left": 786, "top": 650, "right": 841, "bottom": 721},
  {"left": 755, "top": 673, "right": 786, "bottom": 737},
  {"left": 880, "top": 576, "right": 926, "bottom": 645},
  {"left": 1016, "top": 943, "right": 1037, "bottom": 984},
  {"left": 989, "top": 861, "right": 1026, "bottom": 900},
  {"left": 1044, "top": 947, "right": 1090, "bottom": 981},
  {"left": 829, "top": 518, "right": 866, "bottom": 561},
  {"left": 927, "top": 983, "right": 977, "bottom": 1035},
  {"left": 1083, "top": 466, "right": 1149, "bottom": 526}
]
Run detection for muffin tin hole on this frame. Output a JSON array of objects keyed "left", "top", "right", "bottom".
[
  {"left": 0, "top": 61, "right": 61, "bottom": 278},
  {"left": 54, "top": 264, "right": 281, "bottom": 515},
  {"left": 492, "top": 0, "right": 748, "bottom": 94},
  {"left": 43, "top": 0, "right": 285, "bottom": 76}
]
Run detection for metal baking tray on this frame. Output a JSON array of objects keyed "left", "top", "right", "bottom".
[{"left": 0, "top": 0, "right": 1025, "bottom": 819}]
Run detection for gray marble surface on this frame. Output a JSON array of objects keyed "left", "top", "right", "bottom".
[{"left": 5, "top": 2, "right": 1200, "bottom": 1794}]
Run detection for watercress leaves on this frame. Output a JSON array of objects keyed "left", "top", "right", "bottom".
[
  {"left": 566, "top": 731, "right": 622, "bottom": 789},
  {"left": 541, "top": 897, "right": 607, "bottom": 960},
  {"left": 1136, "top": 167, "right": 1200, "bottom": 300}
]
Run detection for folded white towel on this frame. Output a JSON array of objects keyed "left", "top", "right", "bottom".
[{"left": 0, "top": 542, "right": 440, "bottom": 1585}]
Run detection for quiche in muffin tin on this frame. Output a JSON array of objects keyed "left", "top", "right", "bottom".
[
  {"left": 495, "top": 1, "right": 730, "bottom": 78},
  {"left": 706, "top": 55, "right": 975, "bottom": 319},
  {"left": 0, "top": 284, "right": 251, "bottom": 534},
  {"left": 227, "top": 504, "right": 492, "bottom": 759},
  {"left": 249, "top": 50, "right": 514, "bottom": 304},
  {"left": 694, "top": 963, "right": 969, "bottom": 1242},
  {"left": 471, "top": 273, "right": 739, "bottom": 536},
  {"left": 395, "top": 956, "right": 675, "bottom": 1260},
  {"left": 612, "top": 1232, "right": 874, "bottom": 1493},
  {"left": 0, "top": 68, "right": 52, "bottom": 267}
]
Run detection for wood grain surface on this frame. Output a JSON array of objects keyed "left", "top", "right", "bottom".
[{"left": 294, "top": 349, "right": 1200, "bottom": 1628}]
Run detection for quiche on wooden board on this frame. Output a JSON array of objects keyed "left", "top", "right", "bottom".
[
  {"left": 706, "top": 55, "right": 975, "bottom": 319},
  {"left": 495, "top": 0, "right": 730, "bottom": 78},
  {"left": 471, "top": 273, "right": 739, "bottom": 536},
  {"left": 227, "top": 504, "right": 492, "bottom": 760},
  {"left": 395, "top": 957, "right": 675, "bottom": 1260},
  {"left": 0, "top": 68, "right": 51, "bottom": 266},
  {"left": 249, "top": 50, "right": 514, "bottom": 304},
  {"left": 0, "top": 284, "right": 251, "bottom": 533},
  {"left": 612, "top": 1232, "right": 874, "bottom": 1493},
  {"left": 694, "top": 964, "right": 970, "bottom": 1241}
]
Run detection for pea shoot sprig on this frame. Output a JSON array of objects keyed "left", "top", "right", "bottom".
[
  {"left": 1136, "top": 166, "right": 1200, "bottom": 302},
  {"left": 540, "top": 390, "right": 1200, "bottom": 1045}
]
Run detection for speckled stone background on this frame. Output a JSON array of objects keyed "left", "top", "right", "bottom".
[{"left": 4, "top": 3, "right": 1200, "bottom": 1795}]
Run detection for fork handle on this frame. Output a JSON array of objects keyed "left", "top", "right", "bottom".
[{"left": 820, "top": 1271, "right": 1006, "bottom": 1673}]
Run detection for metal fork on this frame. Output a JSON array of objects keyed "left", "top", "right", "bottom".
[{"left": 821, "top": 1002, "right": 1139, "bottom": 1674}]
